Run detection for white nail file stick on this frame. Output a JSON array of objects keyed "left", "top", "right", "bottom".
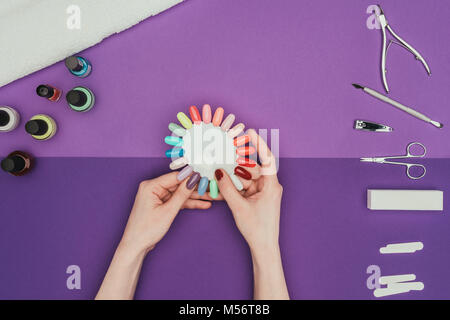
[
  {"left": 380, "top": 242, "right": 424, "bottom": 254},
  {"left": 374, "top": 282, "right": 424, "bottom": 298},
  {"left": 367, "top": 190, "right": 443, "bottom": 211},
  {"left": 379, "top": 274, "right": 416, "bottom": 285}
]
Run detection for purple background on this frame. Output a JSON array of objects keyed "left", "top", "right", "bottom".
[
  {"left": 0, "top": 0, "right": 449, "bottom": 158},
  {"left": 0, "top": 158, "right": 449, "bottom": 300},
  {"left": 0, "top": 0, "right": 449, "bottom": 299}
]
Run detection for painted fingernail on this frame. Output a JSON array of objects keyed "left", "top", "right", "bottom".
[
  {"left": 215, "top": 169, "right": 223, "bottom": 181},
  {"left": 220, "top": 114, "right": 235, "bottom": 131},
  {"left": 168, "top": 123, "right": 186, "bottom": 136},
  {"left": 237, "top": 157, "right": 257, "bottom": 167},
  {"left": 230, "top": 174, "right": 244, "bottom": 191},
  {"left": 227, "top": 123, "right": 245, "bottom": 138},
  {"left": 189, "top": 105, "right": 201, "bottom": 124},
  {"left": 169, "top": 157, "right": 187, "bottom": 170},
  {"left": 177, "top": 112, "right": 192, "bottom": 129},
  {"left": 209, "top": 180, "right": 218, "bottom": 199},
  {"left": 212, "top": 107, "right": 224, "bottom": 126},
  {"left": 197, "top": 177, "right": 209, "bottom": 195},
  {"left": 236, "top": 146, "right": 256, "bottom": 156},
  {"left": 234, "top": 134, "right": 250, "bottom": 146},
  {"left": 234, "top": 166, "right": 252, "bottom": 180},
  {"left": 186, "top": 172, "right": 201, "bottom": 190},
  {"left": 177, "top": 165, "right": 193, "bottom": 181},
  {"left": 164, "top": 136, "right": 183, "bottom": 146},
  {"left": 165, "top": 148, "right": 184, "bottom": 158},
  {"left": 202, "top": 104, "right": 211, "bottom": 124}
]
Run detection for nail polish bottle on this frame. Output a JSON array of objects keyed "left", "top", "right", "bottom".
[
  {"left": 1, "top": 151, "right": 33, "bottom": 176},
  {"left": 36, "top": 84, "right": 62, "bottom": 102},
  {"left": 66, "top": 86, "right": 95, "bottom": 112},
  {"left": 65, "top": 56, "right": 92, "bottom": 78},
  {"left": 0, "top": 106, "right": 20, "bottom": 132},
  {"left": 25, "top": 115, "right": 57, "bottom": 140}
]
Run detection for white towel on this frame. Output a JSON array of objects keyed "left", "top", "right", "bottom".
[{"left": 0, "top": 0, "right": 183, "bottom": 88}]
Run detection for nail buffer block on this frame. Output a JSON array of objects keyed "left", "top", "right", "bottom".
[{"left": 367, "top": 189, "right": 443, "bottom": 211}]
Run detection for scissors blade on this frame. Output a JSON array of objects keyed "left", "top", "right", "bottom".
[{"left": 360, "top": 157, "right": 384, "bottom": 163}]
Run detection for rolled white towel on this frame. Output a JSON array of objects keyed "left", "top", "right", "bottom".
[{"left": 0, "top": 0, "right": 183, "bottom": 87}]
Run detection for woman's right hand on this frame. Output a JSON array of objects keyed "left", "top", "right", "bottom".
[{"left": 215, "top": 129, "right": 283, "bottom": 254}]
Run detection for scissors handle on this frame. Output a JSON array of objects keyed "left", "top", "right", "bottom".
[
  {"left": 406, "top": 163, "right": 427, "bottom": 180},
  {"left": 406, "top": 142, "right": 426, "bottom": 158}
]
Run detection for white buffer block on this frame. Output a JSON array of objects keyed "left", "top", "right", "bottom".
[{"left": 367, "top": 190, "right": 443, "bottom": 211}]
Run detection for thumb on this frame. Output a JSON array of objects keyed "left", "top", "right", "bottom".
[
  {"left": 215, "top": 169, "right": 246, "bottom": 212},
  {"left": 163, "top": 174, "right": 196, "bottom": 214}
]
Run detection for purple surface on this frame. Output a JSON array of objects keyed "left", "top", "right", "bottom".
[
  {"left": 0, "top": 158, "right": 449, "bottom": 300},
  {"left": 0, "top": 0, "right": 450, "bottom": 158}
]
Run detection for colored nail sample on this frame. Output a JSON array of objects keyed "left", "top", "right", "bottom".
[
  {"left": 212, "top": 107, "right": 224, "bottom": 126},
  {"left": 227, "top": 123, "right": 245, "bottom": 138},
  {"left": 236, "top": 146, "right": 256, "bottom": 156},
  {"left": 234, "top": 166, "right": 252, "bottom": 180},
  {"left": 177, "top": 112, "right": 193, "bottom": 129},
  {"left": 197, "top": 177, "right": 209, "bottom": 196},
  {"left": 202, "top": 104, "right": 212, "bottom": 124},
  {"left": 209, "top": 180, "right": 219, "bottom": 199},
  {"left": 177, "top": 165, "right": 193, "bottom": 181},
  {"left": 230, "top": 174, "right": 244, "bottom": 191},
  {"left": 189, "top": 106, "right": 201, "bottom": 124},
  {"left": 169, "top": 157, "right": 187, "bottom": 170},
  {"left": 165, "top": 136, "right": 183, "bottom": 146},
  {"left": 169, "top": 123, "right": 186, "bottom": 136},
  {"left": 0, "top": 106, "right": 20, "bottom": 132},
  {"left": 65, "top": 56, "right": 92, "bottom": 78},
  {"left": 1, "top": 151, "right": 33, "bottom": 176},
  {"left": 36, "top": 84, "right": 62, "bottom": 102},
  {"left": 187, "top": 172, "right": 201, "bottom": 190},
  {"left": 215, "top": 169, "right": 223, "bottom": 181},
  {"left": 66, "top": 86, "right": 95, "bottom": 112},
  {"left": 221, "top": 114, "right": 235, "bottom": 131},
  {"left": 237, "top": 157, "right": 257, "bottom": 167},
  {"left": 25, "top": 115, "right": 57, "bottom": 141},
  {"left": 234, "top": 134, "right": 250, "bottom": 146},
  {"left": 165, "top": 148, "right": 184, "bottom": 158}
]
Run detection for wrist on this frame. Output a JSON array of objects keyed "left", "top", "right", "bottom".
[
  {"left": 249, "top": 242, "right": 281, "bottom": 263},
  {"left": 116, "top": 240, "right": 150, "bottom": 262}
]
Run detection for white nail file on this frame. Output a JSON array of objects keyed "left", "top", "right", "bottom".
[
  {"left": 379, "top": 274, "right": 416, "bottom": 285},
  {"left": 380, "top": 242, "right": 424, "bottom": 254},
  {"left": 367, "top": 189, "right": 443, "bottom": 211},
  {"left": 373, "top": 281, "right": 424, "bottom": 298}
]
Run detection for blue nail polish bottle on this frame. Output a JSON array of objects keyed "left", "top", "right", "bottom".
[{"left": 65, "top": 56, "right": 92, "bottom": 78}]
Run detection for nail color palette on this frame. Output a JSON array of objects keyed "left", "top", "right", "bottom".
[{"left": 165, "top": 104, "right": 255, "bottom": 199}]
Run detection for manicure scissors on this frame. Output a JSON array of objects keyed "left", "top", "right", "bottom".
[
  {"left": 376, "top": 5, "right": 431, "bottom": 93},
  {"left": 360, "top": 142, "right": 427, "bottom": 180}
]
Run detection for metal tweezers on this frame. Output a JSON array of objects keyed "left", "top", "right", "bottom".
[{"left": 377, "top": 4, "right": 431, "bottom": 93}]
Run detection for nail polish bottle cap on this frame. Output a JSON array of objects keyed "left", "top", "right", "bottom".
[
  {"left": 0, "top": 110, "right": 10, "bottom": 126},
  {"left": 1, "top": 156, "right": 25, "bottom": 173},
  {"left": 66, "top": 90, "right": 87, "bottom": 107},
  {"left": 65, "top": 56, "right": 83, "bottom": 72},
  {"left": 37, "top": 85, "right": 54, "bottom": 98},
  {"left": 25, "top": 119, "right": 48, "bottom": 136}
]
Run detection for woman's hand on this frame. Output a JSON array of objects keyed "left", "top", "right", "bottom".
[
  {"left": 96, "top": 171, "right": 211, "bottom": 300},
  {"left": 120, "top": 171, "right": 212, "bottom": 254},
  {"left": 216, "top": 129, "right": 289, "bottom": 300}
]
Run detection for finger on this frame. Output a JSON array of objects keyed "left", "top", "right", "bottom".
[
  {"left": 215, "top": 169, "right": 246, "bottom": 212},
  {"left": 190, "top": 191, "right": 225, "bottom": 201},
  {"left": 243, "top": 183, "right": 259, "bottom": 198},
  {"left": 152, "top": 171, "right": 183, "bottom": 189},
  {"left": 182, "top": 199, "right": 212, "bottom": 210},
  {"left": 248, "top": 129, "right": 278, "bottom": 183},
  {"left": 162, "top": 178, "right": 195, "bottom": 214}
]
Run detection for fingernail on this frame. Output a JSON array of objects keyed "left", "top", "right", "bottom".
[
  {"left": 237, "top": 157, "right": 257, "bottom": 167},
  {"left": 186, "top": 172, "right": 201, "bottom": 189},
  {"left": 230, "top": 174, "right": 244, "bottom": 191},
  {"left": 202, "top": 104, "right": 211, "bottom": 124},
  {"left": 234, "top": 166, "right": 252, "bottom": 180},
  {"left": 212, "top": 107, "right": 224, "bottom": 126},
  {"left": 177, "top": 165, "right": 193, "bottom": 181},
  {"left": 197, "top": 177, "right": 209, "bottom": 195},
  {"left": 209, "top": 180, "right": 219, "bottom": 199},
  {"left": 189, "top": 105, "right": 201, "bottom": 124},
  {"left": 215, "top": 169, "right": 223, "bottom": 181},
  {"left": 220, "top": 114, "right": 235, "bottom": 131}
]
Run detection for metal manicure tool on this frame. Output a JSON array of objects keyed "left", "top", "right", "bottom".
[
  {"left": 354, "top": 120, "right": 392, "bottom": 132},
  {"left": 360, "top": 142, "right": 427, "bottom": 180},
  {"left": 376, "top": 5, "right": 431, "bottom": 93}
]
